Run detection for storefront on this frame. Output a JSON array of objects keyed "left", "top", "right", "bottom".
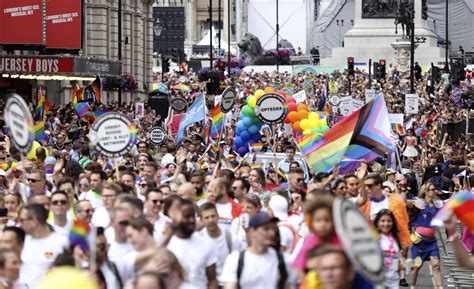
[{"left": 0, "top": 55, "right": 121, "bottom": 104}]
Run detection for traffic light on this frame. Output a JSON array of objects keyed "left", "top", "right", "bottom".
[
  {"left": 347, "top": 57, "right": 355, "bottom": 77},
  {"left": 373, "top": 62, "right": 381, "bottom": 80},
  {"left": 171, "top": 49, "right": 179, "bottom": 61},
  {"left": 379, "top": 59, "right": 386, "bottom": 80}
]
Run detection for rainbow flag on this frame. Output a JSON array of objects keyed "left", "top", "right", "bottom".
[
  {"left": 207, "top": 144, "right": 217, "bottom": 159},
  {"left": 91, "top": 76, "right": 102, "bottom": 103},
  {"left": 249, "top": 142, "right": 263, "bottom": 152},
  {"left": 295, "top": 95, "right": 394, "bottom": 175},
  {"left": 210, "top": 103, "right": 224, "bottom": 139},
  {"left": 392, "top": 123, "right": 405, "bottom": 135},
  {"left": 34, "top": 122, "right": 47, "bottom": 141},
  {"left": 228, "top": 153, "right": 241, "bottom": 166},
  {"left": 69, "top": 220, "right": 90, "bottom": 252},
  {"left": 448, "top": 191, "right": 474, "bottom": 233},
  {"left": 34, "top": 86, "right": 46, "bottom": 122},
  {"left": 180, "top": 63, "right": 188, "bottom": 76},
  {"left": 72, "top": 85, "right": 96, "bottom": 124}
]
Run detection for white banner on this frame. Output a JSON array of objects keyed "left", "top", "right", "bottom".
[
  {"left": 365, "top": 89, "right": 376, "bottom": 103},
  {"left": 352, "top": 99, "right": 364, "bottom": 111},
  {"left": 293, "top": 90, "right": 307, "bottom": 103},
  {"left": 339, "top": 96, "right": 354, "bottom": 116},
  {"left": 388, "top": 113, "right": 404, "bottom": 124},
  {"left": 405, "top": 94, "right": 419, "bottom": 114},
  {"left": 135, "top": 102, "right": 145, "bottom": 119}
]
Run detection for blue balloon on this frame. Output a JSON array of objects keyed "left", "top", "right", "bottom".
[
  {"left": 252, "top": 116, "right": 261, "bottom": 124},
  {"left": 234, "top": 137, "right": 244, "bottom": 147},
  {"left": 247, "top": 139, "right": 257, "bottom": 145},
  {"left": 240, "top": 130, "right": 251, "bottom": 141},
  {"left": 235, "top": 128, "right": 241, "bottom": 136},
  {"left": 232, "top": 145, "right": 239, "bottom": 152},
  {"left": 248, "top": 124, "right": 259, "bottom": 134},
  {"left": 237, "top": 146, "right": 249, "bottom": 157},
  {"left": 243, "top": 117, "right": 253, "bottom": 127},
  {"left": 252, "top": 133, "right": 261, "bottom": 142},
  {"left": 236, "top": 120, "right": 246, "bottom": 131}
]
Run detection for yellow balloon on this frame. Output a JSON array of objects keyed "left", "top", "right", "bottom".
[
  {"left": 303, "top": 129, "right": 312, "bottom": 135},
  {"left": 255, "top": 89, "right": 265, "bottom": 100},
  {"left": 248, "top": 96, "right": 257, "bottom": 108},
  {"left": 309, "top": 119, "right": 319, "bottom": 129},
  {"left": 300, "top": 119, "right": 310, "bottom": 130},
  {"left": 39, "top": 267, "right": 98, "bottom": 289},
  {"left": 308, "top": 112, "right": 319, "bottom": 121},
  {"left": 320, "top": 118, "right": 328, "bottom": 127}
]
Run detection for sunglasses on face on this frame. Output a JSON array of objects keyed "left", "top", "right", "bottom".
[
  {"left": 79, "top": 184, "right": 89, "bottom": 188},
  {"left": 78, "top": 209, "right": 94, "bottom": 214},
  {"left": 139, "top": 183, "right": 148, "bottom": 188},
  {"left": 365, "top": 183, "right": 377, "bottom": 188},
  {"left": 28, "top": 178, "right": 42, "bottom": 183},
  {"left": 118, "top": 220, "right": 130, "bottom": 227},
  {"left": 151, "top": 199, "right": 164, "bottom": 205},
  {"left": 51, "top": 200, "right": 68, "bottom": 206}
]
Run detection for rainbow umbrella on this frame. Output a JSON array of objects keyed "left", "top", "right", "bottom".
[
  {"left": 171, "top": 84, "right": 191, "bottom": 92},
  {"left": 151, "top": 82, "right": 168, "bottom": 93}
]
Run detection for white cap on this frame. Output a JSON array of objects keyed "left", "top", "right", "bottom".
[{"left": 269, "top": 195, "right": 289, "bottom": 221}]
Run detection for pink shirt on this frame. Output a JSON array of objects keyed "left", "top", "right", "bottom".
[{"left": 292, "top": 233, "right": 342, "bottom": 270}]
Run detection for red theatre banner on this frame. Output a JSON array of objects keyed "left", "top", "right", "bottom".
[
  {"left": 45, "top": 0, "right": 82, "bottom": 49},
  {"left": 0, "top": 56, "right": 74, "bottom": 74},
  {"left": 0, "top": 0, "right": 44, "bottom": 45}
]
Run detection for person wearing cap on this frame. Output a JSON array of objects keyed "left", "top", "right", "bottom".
[
  {"left": 268, "top": 195, "right": 299, "bottom": 253},
  {"left": 43, "top": 156, "right": 57, "bottom": 184},
  {"left": 70, "top": 143, "right": 82, "bottom": 162},
  {"left": 220, "top": 211, "right": 291, "bottom": 289}
]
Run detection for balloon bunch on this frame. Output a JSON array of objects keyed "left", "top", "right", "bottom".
[
  {"left": 233, "top": 89, "right": 266, "bottom": 156},
  {"left": 284, "top": 101, "right": 330, "bottom": 135}
]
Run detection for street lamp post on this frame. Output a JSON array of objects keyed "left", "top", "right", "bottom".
[
  {"left": 118, "top": 0, "right": 122, "bottom": 104},
  {"left": 410, "top": 20, "right": 426, "bottom": 93},
  {"left": 227, "top": 0, "right": 231, "bottom": 76},
  {"left": 276, "top": 0, "right": 279, "bottom": 74},
  {"left": 209, "top": 0, "right": 213, "bottom": 68},
  {"left": 153, "top": 18, "right": 164, "bottom": 82}
]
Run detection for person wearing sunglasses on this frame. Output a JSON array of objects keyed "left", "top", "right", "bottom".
[
  {"left": 19, "top": 204, "right": 69, "bottom": 289},
  {"left": 91, "top": 183, "right": 123, "bottom": 229},
  {"left": 47, "top": 191, "right": 72, "bottom": 237},
  {"left": 358, "top": 174, "right": 411, "bottom": 251},
  {"left": 144, "top": 187, "right": 168, "bottom": 244},
  {"left": 73, "top": 200, "right": 94, "bottom": 224},
  {"left": 26, "top": 170, "right": 49, "bottom": 197}
]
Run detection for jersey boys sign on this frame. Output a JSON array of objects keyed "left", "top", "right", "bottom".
[{"left": 0, "top": 56, "right": 74, "bottom": 74}]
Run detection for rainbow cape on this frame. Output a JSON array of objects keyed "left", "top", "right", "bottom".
[
  {"left": 69, "top": 220, "right": 90, "bottom": 252},
  {"left": 448, "top": 191, "right": 474, "bottom": 233},
  {"left": 295, "top": 95, "right": 394, "bottom": 175},
  {"left": 210, "top": 103, "right": 224, "bottom": 139}
]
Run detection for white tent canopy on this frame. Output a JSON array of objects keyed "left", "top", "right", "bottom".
[{"left": 196, "top": 26, "right": 237, "bottom": 55}]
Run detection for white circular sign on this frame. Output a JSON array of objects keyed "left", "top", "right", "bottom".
[
  {"left": 89, "top": 113, "right": 137, "bottom": 158},
  {"left": 220, "top": 87, "right": 236, "bottom": 113},
  {"left": 254, "top": 93, "right": 288, "bottom": 125},
  {"left": 5, "top": 94, "right": 34, "bottom": 153},
  {"left": 333, "top": 198, "right": 384, "bottom": 284},
  {"left": 329, "top": 95, "right": 340, "bottom": 106},
  {"left": 147, "top": 127, "right": 167, "bottom": 145},
  {"left": 170, "top": 97, "right": 187, "bottom": 112}
]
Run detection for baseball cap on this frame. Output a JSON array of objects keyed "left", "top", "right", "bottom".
[
  {"left": 268, "top": 195, "right": 289, "bottom": 221},
  {"left": 248, "top": 212, "right": 278, "bottom": 229},
  {"left": 44, "top": 156, "right": 57, "bottom": 167},
  {"left": 385, "top": 168, "right": 396, "bottom": 175}
]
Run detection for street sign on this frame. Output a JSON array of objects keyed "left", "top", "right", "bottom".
[{"left": 214, "top": 48, "right": 225, "bottom": 59}]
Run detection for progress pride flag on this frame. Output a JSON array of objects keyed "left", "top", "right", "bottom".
[
  {"left": 0, "top": 0, "right": 44, "bottom": 45},
  {"left": 45, "top": 0, "right": 82, "bottom": 49}
]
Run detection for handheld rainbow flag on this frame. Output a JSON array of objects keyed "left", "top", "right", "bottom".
[
  {"left": 210, "top": 103, "right": 224, "bottom": 139},
  {"left": 180, "top": 63, "right": 188, "bottom": 76},
  {"left": 34, "top": 86, "right": 46, "bottom": 122},
  {"left": 69, "top": 220, "right": 91, "bottom": 252},
  {"left": 295, "top": 95, "right": 394, "bottom": 175},
  {"left": 392, "top": 123, "right": 405, "bottom": 136},
  {"left": 207, "top": 144, "right": 217, "bottom": 159},
  {"left": 249, "top": 142, "right": 263, "bottom": 152},
  {"left": 72, "top": 85, "right": 96, "bottom": 124},
  {"left": 448, "top": 191, "right": 474, "bottom": 233},
  {"left": 34, "top": 122, "right": 47, "bottom": 141},
  {"left": 91, "top": 76, "right": 102, "bottom": 103}
]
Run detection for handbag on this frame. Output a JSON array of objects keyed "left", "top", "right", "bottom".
[{"left": 410, "top": 232, "right": 423, "bottom": 244}]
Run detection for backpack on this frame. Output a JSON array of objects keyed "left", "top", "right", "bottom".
[
  {"left": 278, "top": 222, "right": 300, "bottom": 253},
  {"left": 236, "top": 249, "right": 288, "bottom": 289}
]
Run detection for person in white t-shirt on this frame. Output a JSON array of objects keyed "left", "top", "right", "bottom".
[
  {"left": 166, "top": 199, "right": 218, "bottom": 289},
  {"left": 92, "top": 183, "right": 123, "bottom": 228},
  {"left": 47, "top": 191, "right": 72, "bottom": 236},
  {"left": 198, "top": 203, "right": 232, "bottom": 283},
  {"left": 268, "top": 195, "right": 295, "bottom": 253},
  {"left": 79, "top": 169, "right": 107, "bottom": 208},
  {"left": 106, "top": 208, "right": 134, "bottom": 263},
  {"left": 206, "top": 178, "right": 242, "bottom": 232},
  {"left": 144, "top": 187, "right": 168, "bottom": 245},
  {"left": 19, "top": 204, "right": 69, "bottom": 289},
  {"left": 220, "top": 212, "right": 291, "bottom": 289}
]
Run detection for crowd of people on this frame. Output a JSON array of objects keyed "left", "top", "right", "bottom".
[{"left": 0, "top": 63, "right": 472, "bottom": 289}]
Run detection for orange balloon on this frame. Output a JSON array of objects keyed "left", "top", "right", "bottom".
[
  {"left": 288, "top": 111, "right": 299, "bottom": 123},
  {"left": 292, "top": 121, "right": 301, "bottom": 131},
  {"left": 297, "top": 110, "right": 309, "bottom": 120},
  {"left": 264, "top": 87, "right": 276, "bottom": 93},
  {"left": 297, "top": 104, "right": 308, "bottom": 112}
]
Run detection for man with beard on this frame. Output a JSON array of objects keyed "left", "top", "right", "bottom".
[
  {"left": 190, "top": 171, "right": 206, "bottom": 201},
  {"left": 206, "top": 178, "right": 242, "bottom": 232},
  {"left": 166, "top": 199, "right": 218, "bottom": 289},
  {"left": 79, "top": 169, "right": 107, "bottom": 208}
]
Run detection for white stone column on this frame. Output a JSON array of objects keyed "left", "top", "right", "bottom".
[{"left": 236, "top": 0, "right": 242, "bottom": 58}]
